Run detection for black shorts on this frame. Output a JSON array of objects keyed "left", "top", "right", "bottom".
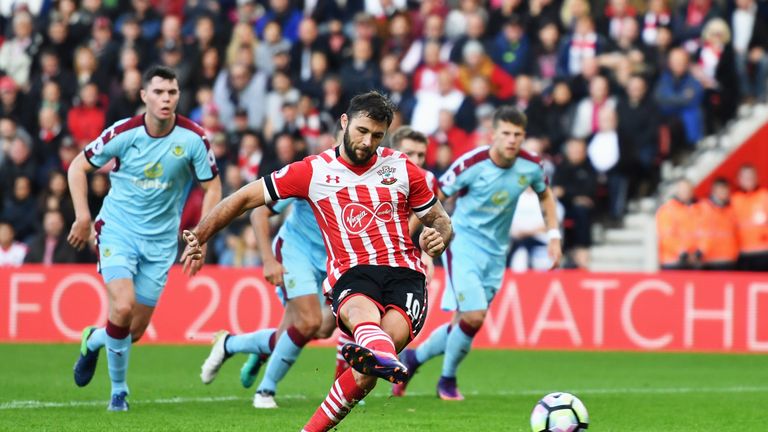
[{"left": 331, "top": 265, "right": 428, "bottom": 341}]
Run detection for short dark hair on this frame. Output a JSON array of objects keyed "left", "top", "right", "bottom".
[
  {"left": 492, "top": 105, "right": 527, "bottom": 128},
  {"left": 346, "top": 91, "right": 395, "bottom": 127},
  {"left": 713, "top": 177, "right": 730, "bottom": 187},
  {"left": 142, "top": 65, "right": 177, "bottom": 87},
  {"left": 389, "top": 126, "right": 428, "bottom": 150}
]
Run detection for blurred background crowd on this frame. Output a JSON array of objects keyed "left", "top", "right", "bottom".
[{"left": 0, "top": 0, "right": 767, "bottom": 271}]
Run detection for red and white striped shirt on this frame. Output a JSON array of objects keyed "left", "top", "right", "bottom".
[{"left": 263, "top": 146, "right": 437, "bottom": 292}]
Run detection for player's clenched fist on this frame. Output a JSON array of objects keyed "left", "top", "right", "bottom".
[
  {"left": 419, "top": 227, "right": 446, "bottom": 257},
  {"left": 67, "top": 217, "right": 92, "bottom": 251},
  {"left": 181, "top": 230, "right": 207, "bottom": 276}
]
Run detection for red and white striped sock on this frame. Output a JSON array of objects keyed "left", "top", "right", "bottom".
[
  {"left": 335, "top": 332, "right": 354, "bottom": 379},
  {"left": 302, "top": 368, "right": 370, "bottom": 432},
  {"left": 353, "top": 322, "right": 397, "bottom": 358}
]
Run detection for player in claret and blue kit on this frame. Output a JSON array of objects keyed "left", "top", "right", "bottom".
[
  {"left": 393, "top": 106, "right": 563, "bottom": 400},
  {"left": 67, "top": 66, "right": 222, "bottom": 411}
]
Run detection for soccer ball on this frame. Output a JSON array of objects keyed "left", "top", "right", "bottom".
[{"left": 530, "top": 392, "right": 589, "bottom": 432}]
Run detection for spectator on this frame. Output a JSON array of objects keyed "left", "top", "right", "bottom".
[
  {"left": 0, "top": 132, "right": 37, "bottom": 193},
  {"left": 42, "top": 17, "right": 76, "bottom": 72},
  {"left": 640, "top": 0, "right": 672, "bottom": 47},
  {"left": 299, "top": 51, "right": 331, "bottom": 102},
  {"left": 556, "top": 16, "right": 607, "bottom": 77},
  {"left": 382, "top": 12, "right": 413, "bottom": 59},
  {"left": 617, "top": 74, "right": 660, "bottom": 196},
  {"left": 339, "top": 38, "right": 381, "bottom": 97},
  {"left": 158, "top": 39, "right": 194, "bottom": 113},
  {"left": 560, "top": 0, "right": 591, "bottom": 33},
  {"left": 539, "top": 79, "right": 575, "bottom": 154},
  {"left": 106, "top": 68, "right": 142, "bottom": 125},
  {"left": 400, "top": 14, "right": 452, "bottom": 74},
  {"left": 490, "top": 15, "right": 533, "bottom": 77},
  {"left": 509, "top": 75, "right": 546, "bottom": 138},
  {"left": 319, "top": 76, "right": 347, "bottom": 121},
  {"left": 255, "top": 0, "right": 303, "bottom": 43},
  {"left": 0, "top": 221, "right": 27, "bottom": 266},
  {"left": 694, "top": 19, "right": 740, "bottom": 135},
  {"left": 1, "top": 176, "right": 38, "bottom": 243},
  {"left": 90, "top": 16, "right": 120, "bottom": 81},
  {"left": 24, "top": 210, "right": 81, "bottom": 264},
  {"left": 38, "top": 170, "right": 75, "bottom": 228},
  {"left": 587, "top": 107, "right": 631, "bottom": 221},
  {"left": 237, "top": 130, "right": 264, "bottom": 183},
  {"left": 28, "top": 49, "right": 77, "bottom": 105},
  {"left": 654, "top": 47, "right": 704, "bottom": 150},
  {"left": 731, "top": 164, "right": 768, "bottom": 270},
  {"left": 87, "top": 172, "right": 108, "bottom": 218},
  {"left": 264, "top": 71, "right": 300, "bottom": 141},
  {"left": 192, "top": 46, "right": 222, "bottom": 90},
  {"left": 429, "top": 109, "right": 469, "bottom": 168},
  {"left": 697, "top": 178, "right": 739, "bottom": 270},
  {"left": 456, "top": 40, "right": 516, "bottom": 100},
  {"left": 572, "top": 74, "right": 616, "bottom": 139},
  {"left": 552, "top": 138, "right": 598, "bottom": 268},
  {"left": 508, "top": 187, "right": 565, "bottom": 271},
  {"left": 672, "top": 0, "right": 720, "bottom": 53},
  {"left": 449, "top": 9, "right": 488, "bottom": 62},
  {"left": 213, "top": 61, "right": 269, "bottom": 132},
  {"left": 73, "top": 45, "right": 108, "bottom": 93},
  {"left": 34, "top": 106, "right": 66, "bottom": 170},
  {"left": 0, "top": 76, "right": 29, "bottom": 129},
  {"left": 0, "top": 10, "right": 40, "bottom": 89},
  {"left": 731, "top": 0, "right": 768, "bottom": 103},
  {"left": 656, "top": 178, "right": 700, "bottom": 269},
  {"left": 291, "top": 18, "right": 328, "bottom": 83},
  {"left": 117, "top": 0, "right": 162, "bottom": 45},
  {"left": 455, "top": 75, "right": 498, "bottom": 132},
  {"left": 218, "top": 224, "right": 262, "bottom": 267},
  {"left": 597, "top": 0, "right": 637, "bottom": 43},
  {"left": 411, "top": 67, "right": 464, "bottom": 136},
  {"left": 67, "top": 82, "right": 106, "bottom": 148},
  {"left": 530, "top": 20, "right": 560, "bottom": 89}
]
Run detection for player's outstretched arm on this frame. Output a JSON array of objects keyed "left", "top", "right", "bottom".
[
  {"left": 181, "top": 178, "right": 267, "bottom": 263},
  {"left": 250, "top": 206, "right": 285, "bottom": 286},
  {"left": 537, "top": 187, "right": 563, "bottom": 270},
  {"left": 182, "top": 177, "right": 223, "bottom": 276},
  {"left": 67, "top": 152, "right": 96, "bottom": 250},
  {"left": 417, "top": 201, "right": 453, "bottom": 257}
]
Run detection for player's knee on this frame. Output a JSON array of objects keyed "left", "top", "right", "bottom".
[
  {"left": 460, "top": 310, "right": 486, "bottom": 330},
  {"left": 111, "top": 301, "right": 134, "bottom": 321},
  {"left": 294, "top": 313, "right": 322, "bottom": 337}
]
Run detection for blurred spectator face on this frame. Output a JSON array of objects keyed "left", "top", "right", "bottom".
[
  {"left": 240, "top": 133, "right": 261, "bottom": 156},
  {"left": 270, "top": 0, "right": 290, "bottom": 13},
  {"left": 0, "top": 78, "right": 18, "bottom": 105},
  {"left": 299, "top": 18, "right": 318, "bottom": 45},
  {"left": 649, "top": 0, "right": 668, "bottom": 13},
  {"left": 380, "top": 54, "right": 399, "bottom": 76},
  {"left": 92, "top": 17, "right": 112, "bottom": 43},
  {"left": 298, "top": 95, "right": 314, "bottom": 115},
  {"left": 711, "top": 181, "right": 730, "bottom": 202},
  {"left": 234, "top": 109, "right": 249, "bottom": 130},
  {"left": 14, "top": 177, "right": 32, "bottom": 201},
  {"left": 575, "top": 17, "right": 595, "bottom": 36},
  {"left": 9, "top": 137, "right": 30, "bottom": 165},
  {"left": 389, "top": 72, "right": 409, "bottom": 93},
  {"left": 161, "top": 45, "right": 183, "bottom": 67},
  {"left": 83, "top": 0, "right": 102, "bottom": 12},
  {"left": 225, "top": 165, "right": 242, "bottom": 190},
  {"left": 59, "top": 140, "right": 78, "bottom": 165},
  {"left": 580, "top": 56, "right": 599, "bottom": 79},
  {"left": 702, "top": 19, "right": 730, "bottom": 47},
  {"left": 196, "top": 87, "right": 213, "bottom": 106},
  {"left": 522, "top": 137, "right": 544, "bottom": 155},
  {"left": 568, "top": 0, "right": 590, "bottom": 20},
  {"left": 132, "top": 0, "right": 151, "bottom": 14},
  {"left": 310, "top": 51, "right": 328, "bottom": 76},
  {"left": 597, "top": 107, "right": 617, "bottom": 132},
  {"left": 123, "top": 69, "right": 142, "bottom": 95},
  {"left": 674, "top": 180, "right": 694, "bottom": 203},
  {"left": 38, "top": 107, "right": 60, "bottom": 131},
  {"left": 668, "top": 49, "right": 689, "bottom": 77},
  {"left": 41, "top": 52, "right": 60, "bottom": 76},
  {"left": 162, "top": 15, "right": 182, "bottom": 41},
  {"left": 465, "top": 13, "right": 485, "bottom": 39},
  {"left": 515, "top": 75, "right": 533, "bottom": 100},
  {"left": 43, "top": 211, "right": 65, "bottom": 238},
  {"left": 121, "top": 18, "right": 141, "bottom": 41},
  {"left": 589, "top": 76, "right": 609, "bottom": 102},
  {"left": 42, "top": 81, "right": 61, "bottom": 104},
  {"left": 120, "top": 47, "right": 141, "bottom": 71},
  {"left": 80, "top": 83, "right": 100, "bottom": 107},
  {"left": 12, "top": 11, "right": 33, "bottom": 39},
  {"left": 469, "top": 76, "right": 491, "bottom": 100},
  {"left": 354, "top": 14, "right": 376, "bottom": 39},
  {"left": 424, "top": 41, "right": 441, "bottom": 66},
  {"left": 323, "top": 77, "right": 341, "bottom": 96},
  {"left": 48, "top": 19, "right": 68, "bottom": 44},
  {"left": 0, "top": 223, "right": 14, "bottom": 247},
  {"left": 211, "top": 133, "right": 228, "bottom": 158},
  {"left": 229, "top": 64, "right": 252, "bottom": 91},
  {"left": 627, "top": 76, "right": 647, "bottom": 101},
  {"left": 437, "top": 69, "right": 455, "bottom": 93},
  {"left": 390, "top": 14, "right": 410, "bottom": 38},
  {"left": 565, "top": 139, "right": 587, "bottom": 163},
  {"left": 619, "top": 17, "right": 639, "bottom": 42},
  {"left": 202, "top": 47, "right": 220, "bottom": 71},
  {"left": 424, "top": 15, "right": 444, "bottom": 39},
  {"left": 235, "top": 45, "right": 256, "bottom": 67},
  {"left": 271, "top": 72, "right": 291, "bottom": 92},
  {"left": 91, "top": 173, "right": 109, "bottom": 197},
  {"left": 552, "top": 82, "right": 572, "bottom": 105},
  {"left": 398, "top": 138, "right": 428, "bottom": 167},
  {"left": 503, "top": 21, "right": 523, "bottom": 43},
  {"left": 0, "top": 118, "right": 16, "bottom": 141},
  {"left": 195, "top": 16, "right": 215, "bottom": 45},
  {"left": 538, "top": 22, "right": 559, "bottom": 49},
  {"left": 610, "top": 0, "right": 629, "bottom": 15},
  {"left": 462, "top": 41, "right": 485, "bottom": 68},
  {"left": 49, "top": 171, "right": 67, "bottom": 196},
  {"left": 275, "top": 135, "right": 296, "bottom": 163},
  {"left": 281, "top": 103, "right": 298, "bottom": 123},
  {"left": 352, "top": 39, "right": 373, "bottom": 62},
  {"left": 263, "top": 21, "right": 282, "bottom": 44},
  {"left": 75, "top": 47, "right": 98, "bottom": 75},
  {"left": 436, "top": 144, "right": 452, "bottom": 169},
  {"left": 141, "top": 75, "right": 180, "bottom": 122},
  {"left": 738, "top": 166, "right": 758, "bottom": 191},
  {"left": 58, "top": 0, "right": 77, "bottom": 15},
  {"left": 656, "top": 27, "right": 673, "bottom": 49}
]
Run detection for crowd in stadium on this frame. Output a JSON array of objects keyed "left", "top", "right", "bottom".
[{"left": 0, "top": 0, "right": 767, "bottom": 270}]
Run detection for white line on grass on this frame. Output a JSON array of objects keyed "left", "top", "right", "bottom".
[{"left": 3, "top": 386, "right": 767, "bottom": 410}]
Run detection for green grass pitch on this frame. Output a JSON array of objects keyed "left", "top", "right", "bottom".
[{"left": 1, "top": 344, "right": 766, "bottom": 431}]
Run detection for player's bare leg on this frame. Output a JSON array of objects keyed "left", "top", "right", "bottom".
[{"left": 302, "top": 307, "right": 411, "bottom": 432}]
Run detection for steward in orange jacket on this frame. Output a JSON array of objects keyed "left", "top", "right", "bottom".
[
  {"left": 657, "top": 179, "right": 700, "bottom": 269},
  {"left": 731, "top": 165, "right": 768, "bottom": 271},
  {"left": 696, "top": 178, "right": 739, "bottom": 270}
]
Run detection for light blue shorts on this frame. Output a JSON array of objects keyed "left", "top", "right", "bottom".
[
  {"left": 440, "top": 235, "right": 506, "bottom": 312},
  {"left": 273, "top": 234, "right": 327, "bottom": 306},
  {"left": 96, "top": 220, "right": 178, "bottom": 307}
]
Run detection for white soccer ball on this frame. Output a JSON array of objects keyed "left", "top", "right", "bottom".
[{"left": 530, "top": 392, "right": 589, "bottom": 432}]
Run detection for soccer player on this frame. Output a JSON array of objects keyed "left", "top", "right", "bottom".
[
  {"left": 392, "top": 106, "right": 562, "bottom": 400},
  {"left": 200, "top": 196, "right": 337, "bottom": 409},
  {"left": 181, "top": 92, "right": 452, "bottom": 432},
  {"left": 68, "top": 66, "right": 222, "bottom": 411}
]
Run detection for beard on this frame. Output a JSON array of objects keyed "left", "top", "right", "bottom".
[{"left": 343, "top": 128, "right": 375, "bottom": 165}]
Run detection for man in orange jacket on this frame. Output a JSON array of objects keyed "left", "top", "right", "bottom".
[
  {"left": 697, "top": 178, "right": 739, "bottom": 270},
  {"left": 656, "top": 179, "right": 701, "bottom": 269},
  {"left": 731, "top": 165, "right": 768, "bottom": 271}
]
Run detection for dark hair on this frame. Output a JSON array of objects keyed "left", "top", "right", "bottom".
[
  {"left": 712, "top": 177, "right": 730, "bottom": 187},
  {"left": 346, "top": 91, "right": 395, "bottom": 127},
  {"left": 389, "top": 126, "right": 428, "bottom": 150},
  {"left": 739, "top": 163, "right": 756, "bottom": 173},
  {"left": 492, "top": 105, "right": 527, "bottom": 128},
  {"left": 142, "top": 65, "right": 177, "bottom": 87}
]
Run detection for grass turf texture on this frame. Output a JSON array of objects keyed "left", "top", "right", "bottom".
[{"left": 1, "top": 345, "right": 766, "bottom": 431}]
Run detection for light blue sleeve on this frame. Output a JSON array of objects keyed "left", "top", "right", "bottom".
[
  {"left": 438, "top": 162, "right": 474, "bottom": 197},
  {"left": 531, "top": 163, "right": 548, "bottom": 194},
  {"left": 83, "top": 119, "right": 130, "bottom": 168},
  {"left": 267, "top": 197, "right": 295, "bottom": 215},
  {"left": 189, "top": 134, "right": 218, "bottom": 181}
]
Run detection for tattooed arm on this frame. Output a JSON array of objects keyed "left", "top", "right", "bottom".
[{"left": 416, "top": 200, "right": 453, "bottom": 257}]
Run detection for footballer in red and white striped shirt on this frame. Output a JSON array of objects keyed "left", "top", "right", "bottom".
[{"left": 182, "top": 92, "right": 452, "bottom": 432}]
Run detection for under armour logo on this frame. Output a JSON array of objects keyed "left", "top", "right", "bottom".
[{"left": 326, "top": 175, "right": 340, "bottom": 183}]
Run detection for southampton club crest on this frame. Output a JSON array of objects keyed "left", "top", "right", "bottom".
[{"left": 376, "top": 165, "right": 397, "bottom": 185}]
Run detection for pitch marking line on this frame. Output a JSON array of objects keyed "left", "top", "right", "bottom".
[{"left": 2, "top": 386, "right": 768, "bottom": 410}]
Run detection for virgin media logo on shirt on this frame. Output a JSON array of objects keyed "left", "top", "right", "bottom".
[{"left": 342, "top": 202, "right": 394, "bottom": 234}]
